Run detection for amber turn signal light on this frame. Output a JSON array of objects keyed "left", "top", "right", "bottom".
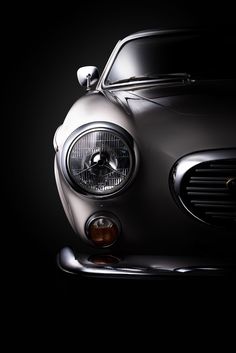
[{"left": 86, "top": 215, "right": 120, "bottom": 247}]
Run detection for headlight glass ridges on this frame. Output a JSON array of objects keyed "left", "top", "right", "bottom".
[{"left": 67, "top": 129, "right": 133, "bottom": 195}]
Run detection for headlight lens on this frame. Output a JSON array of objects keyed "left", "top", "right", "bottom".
[{"left": 67, "top": 128, "right": 133, "bottom": 195}]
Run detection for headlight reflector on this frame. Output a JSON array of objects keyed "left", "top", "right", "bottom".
[{"left": 67, "top": 128, "right": 133, "bottom": 195}]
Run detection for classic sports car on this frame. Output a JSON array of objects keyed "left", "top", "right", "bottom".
[{"left": 54, "top": 28, "right": 236, "bottom": 278}]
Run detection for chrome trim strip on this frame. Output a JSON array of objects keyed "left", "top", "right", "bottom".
[{"left": 57, "top": 247, "right": 234, "bottom": 278}]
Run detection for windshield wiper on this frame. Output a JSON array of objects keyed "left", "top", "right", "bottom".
[{"left": 109, "top": 73, "right": 192, "bottom": 85}]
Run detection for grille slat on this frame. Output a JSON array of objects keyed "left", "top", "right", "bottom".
[
  {"left": 190, "top": 177, "right": 226, "bottom": 180},
  {"left": 206, "top": 211, "right": 236, "bottom": 216},
  {"left": 195, "top": 168, "right": 236, "bottom": 173},
  {"left": 194, "top": 204, "right": 236, "bottom": 208},
  {"left": 187, "top": 192, "right": 229, "bottom": 196},
  {"left": 180, "top": 157, "right": 236, "bottom": 226},
  {"left": 186, "top": 186, "right": 228, "bottom": 191},
  {"left": 189, "top": 180, "right": 226, "bottom": 184},
  {"left": 191, "top": 200, "right": 236, "bottom": 205},
  {"left": 209, "top": 164, "right": 236, "bottom": 168}
]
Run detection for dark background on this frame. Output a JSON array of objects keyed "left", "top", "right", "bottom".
[{"left": 7, "top": 2, "right": 236, "bottom": 302}]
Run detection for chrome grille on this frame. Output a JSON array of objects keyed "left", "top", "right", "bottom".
[{"left": 172, "top": 150, "right": 236, "bottom": 227}]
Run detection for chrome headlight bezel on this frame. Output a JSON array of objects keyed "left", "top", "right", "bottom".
[{"left": 61, "top": 122, "right": 137, "bottom": 198}]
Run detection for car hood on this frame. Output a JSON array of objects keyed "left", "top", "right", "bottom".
[
  {"left": 110, "top": 79, "right": 236, "bottom": 116},
  {"left": 105, "top": 79, "right": 236, "bottom": 160}
]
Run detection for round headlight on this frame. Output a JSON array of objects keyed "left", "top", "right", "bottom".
[{"left": 66, "top": 126, "right": 134, "bottom": 195}]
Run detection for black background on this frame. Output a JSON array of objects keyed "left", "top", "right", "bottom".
[{"left": 7, "top": 2, "right": 236, "bottom": 305}]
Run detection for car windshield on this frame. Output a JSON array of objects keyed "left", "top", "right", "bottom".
[{"left": 105, "top": 30, "right": 236, "bottom": 85}]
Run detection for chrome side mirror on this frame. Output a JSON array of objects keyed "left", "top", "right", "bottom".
[{"left": 77, "top": 66, "right": 99, "bottom": 91}]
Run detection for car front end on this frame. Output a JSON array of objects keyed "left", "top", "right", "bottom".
[{"left": 54, "top": 29, "right": 236, "bottom": 278}]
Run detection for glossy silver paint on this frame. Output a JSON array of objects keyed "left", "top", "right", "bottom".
[
  {"left": 54, "top": 29, "right": 236, "bottom": 276},
  {"left": 58, "top": 247, "right": 234, "bottom": 278}
]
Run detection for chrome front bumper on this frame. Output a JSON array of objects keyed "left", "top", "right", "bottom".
[{"left": 58, "top": 247, "right": 235, "bottom": 278}]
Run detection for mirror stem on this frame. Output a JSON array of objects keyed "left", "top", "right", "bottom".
[{"left": 86, "top": 74, "right": 91, "bottom": 91}]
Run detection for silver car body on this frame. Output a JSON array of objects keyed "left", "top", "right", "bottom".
[{"left": 54, "top": 29, "right": 236, "bottom": 277}]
